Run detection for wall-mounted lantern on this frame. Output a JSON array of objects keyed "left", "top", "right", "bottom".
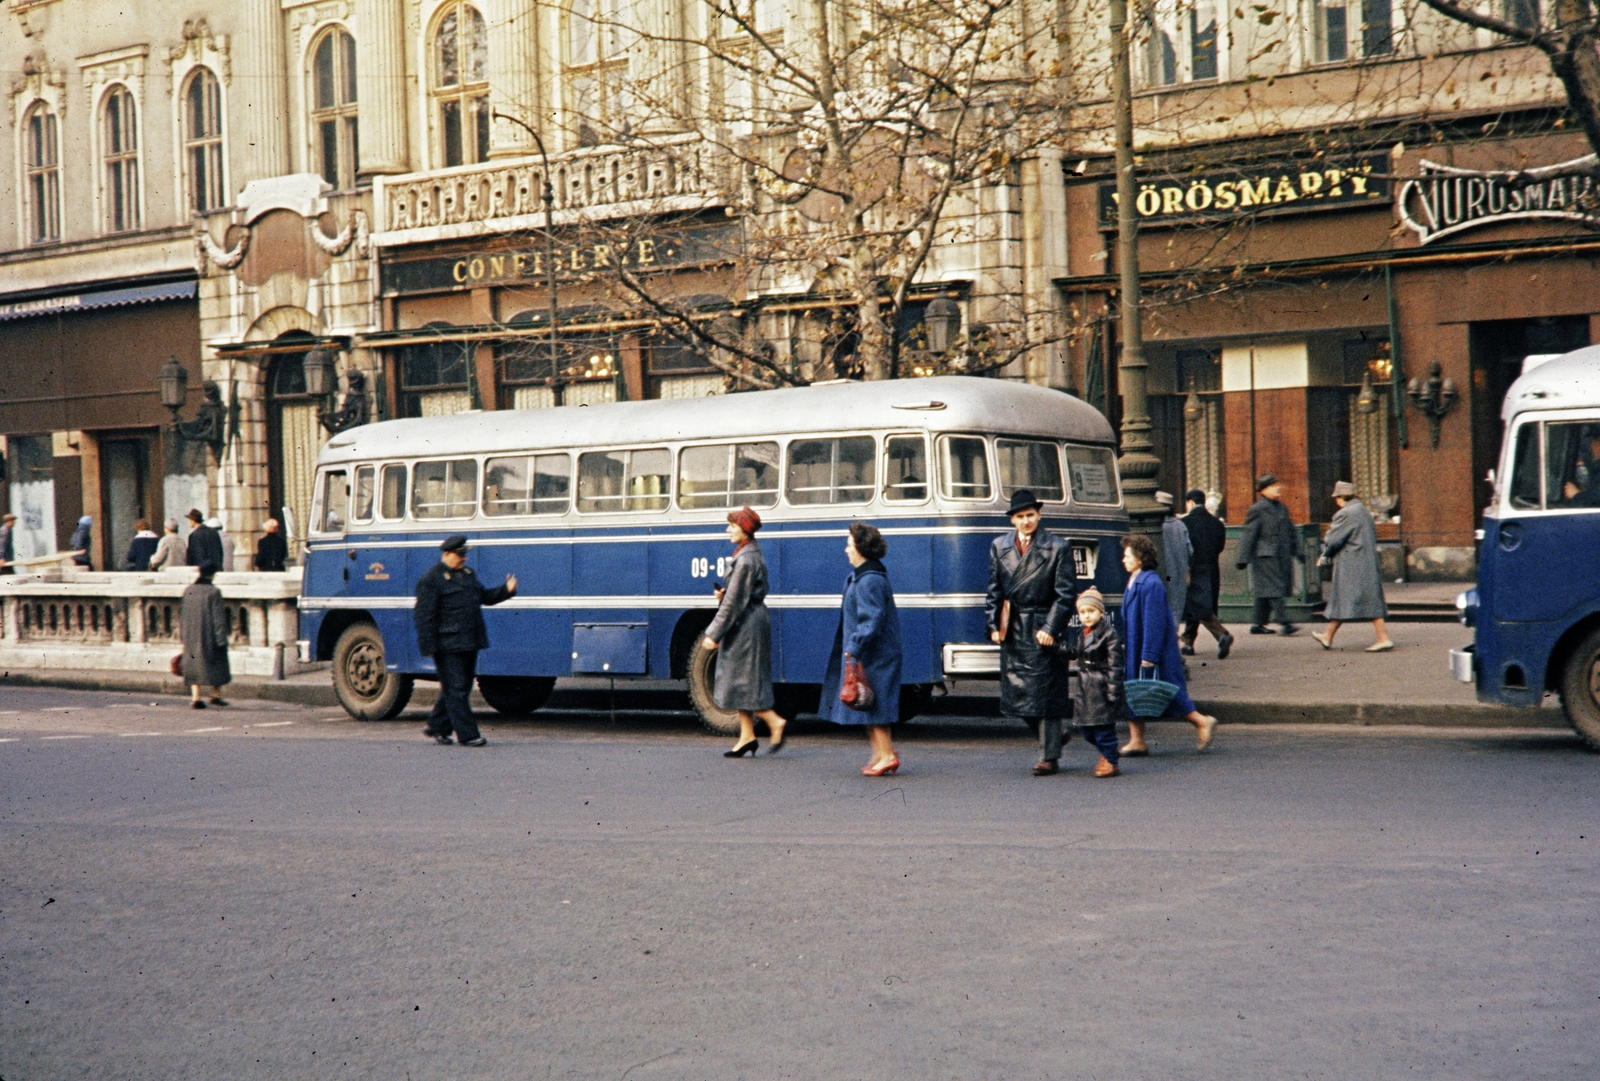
[
  {"left": 923, "top": 297, "right": 962, "bottom": 355},
  {"left": 305, "top": 348, "right": 369, "bottom": 434},
  {"left": 1405, "top": 361, "right": 1458, "bottom": 448},
  {"left": 158, "top": 355, "right": 227, "bottom": 458}
]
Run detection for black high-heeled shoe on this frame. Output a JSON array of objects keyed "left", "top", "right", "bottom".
[{"left": 723, "top": 739, "right": 758, "bottom": 757}]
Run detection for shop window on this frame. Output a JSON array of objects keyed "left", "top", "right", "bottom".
[
  {"left": 883, "top": 435, "right": 929, "bottom": 503},
  {"left": 787, "top": 437, "right": 876, "bottom": 505},
  {"left": 938, "top": 436, "right": 991, "bottom": 501},
  {"left": 577, "top": 448, "right": 671, "bottom": 512},
  {"left": 1314, "top": 0, "right": 1392, "bottom": 63},
  {"left": 412, "top": 459, "right": 479, "bottom": 519},
  {"left": 184, "top": 68, "right": 225, "bottom": 213},
  {"left": 484, "top": 454, "right": 572, "bottom": 515},
  {"left": 24, "top": 102, "right": 61, "bottom": 243},
  {"left": 996, "top": 439, "right": 1065, "bottom": 502},
  {"left": 103, "top": 87, "right": 140, "bottom": 233},
  {"left": 319, "top": 470, "right": 350, "bottom": 533},
  {"left": 1064, "top": 446, "right": 1120, "bottom": 505},
  {"left": 566, "top": 0, "right": 633, "bottom": 146},
  {"left": 400, "top": 326, "right": 472, "bottom": 417},
  {"left": 311, "top": 27, "right": 359, "bottom": 188},
  {"left": 678, "top": 443, "right": 780, "bottom": 510},
  {"left": 434, "top": 2, "right": 489, "bottom": 166},
  {"left": 380, "top": 464, "right": 407, "bottom": 520},
  {"left": 1139, "top": 0, "right": 1216, "bottom": 88}
]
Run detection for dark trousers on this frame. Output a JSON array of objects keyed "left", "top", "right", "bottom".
[
  {"left": 1025, "top": 717, "right": 1065, "bottom": 761},
  {"left": 1070, "top": 723, "right": 1121, "bottom": 765},
  {"left": 426, "top": 650, "right": 480, "bottom": 742},
  {"left": 1253, "top": 596, "right": 1290, "bottom": 626},
  {"left": 1183, "top": 616, "right": 1230, "bottom": 645}
]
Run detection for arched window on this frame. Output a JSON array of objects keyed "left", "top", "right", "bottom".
[
  {"left": 433, "top": 2, "right": 489, "bottom": 167},
  {"left": 24, "top": 102, "right": 61, "bottom": 243},
  {"left": 311, "top": 27, "right": 359, "bottom": 188},
  {"left": 184, "top": 68, "right": 225, "bottom": 212},
  {"left": 103, "top": 86, "right": 140, "bottom": 233}
]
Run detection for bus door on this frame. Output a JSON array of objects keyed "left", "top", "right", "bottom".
[
  {"left": 342, "top": 463, "right": 414, "bottom": 669},
  {"left": 476, "top": 452, "right": 575, "bottom": 678},
  {"left": 1497, "top": 414, "right": 1600, "bottom": 626},
  {"left": 304, "top": 467, "right": 351, "bottom": 599}
]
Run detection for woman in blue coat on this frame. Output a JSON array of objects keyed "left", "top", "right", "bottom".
[
  {"left": 1118, "top": 533, "right": 1218, "bottom": 756},
  {"left": 818, "top": 522, "right": 905, "bottom": 776}
]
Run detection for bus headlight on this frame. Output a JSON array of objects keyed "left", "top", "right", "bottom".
[{"left": 1456, "top": 589, "right": 1478, "bottom": 627}]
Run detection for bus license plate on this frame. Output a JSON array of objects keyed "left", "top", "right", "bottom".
[{"left": 1071, "top": 543, "right": 1098, "bottom": 580}]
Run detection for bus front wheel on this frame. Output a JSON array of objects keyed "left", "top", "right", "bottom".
[
  {"left": 478, "top": 676, "right": 556, "bottom": 716},
  {"left": 1560, "top": 625, "right": 1600, "bottom": 751},
  {"left": 332, "top": 622, "right": 414, "bottom": 721}
]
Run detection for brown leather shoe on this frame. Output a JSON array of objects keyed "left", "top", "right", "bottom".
[
  {"left": 1093, "top": 756, "right": 1120, "bottom": 778},
  {"left": 1031, "top": 759, "right": 1059, "bottom": 776}
]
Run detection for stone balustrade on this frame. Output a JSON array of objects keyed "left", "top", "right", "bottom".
[
  {"left": 372, "top": 134, "right": 722, "bottom": 244},
  {"left": 0, "top": 568, "right": 318, "bottom": 678}
]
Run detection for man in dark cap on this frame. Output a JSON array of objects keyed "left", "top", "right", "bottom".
[
  {"left": 414, "top": 535, "right": 518, "bottom": 746},
  {"left": 985, "top": 489, "right": 1077, "bottom": 775},
  {"left": 184, "top": 509, "right": 224, "bottom": 570},
  {"left": 1237, "top": 474, "right": 1301, "bottom": 635},
  {"left": 1180, "top": 489, "right": 1232, "bottom": 658}
]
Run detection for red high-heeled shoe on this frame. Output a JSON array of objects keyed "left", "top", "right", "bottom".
[{"left": 861, "top": 756, "right": 900, "bottom": 777}]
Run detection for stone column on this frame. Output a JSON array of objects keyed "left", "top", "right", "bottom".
[
  {"left": 236, "top": 0, "right": 290, "bottom": 184},
  {"left": 489, "top": 0, "right": 541, "bottom": 157},
  {"left": 356, "top": 0, "right": 411, "bottom": 174}
]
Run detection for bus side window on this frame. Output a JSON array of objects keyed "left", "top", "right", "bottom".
[
  {"left": 320, "top": 470, "right": 350, "bottom": 533},
  {"left": 379, "top": 464, "right": 407, "bottom": 520},
  {"left": 1546, "top": 421, "right": 1600, "bottom": 508},
  {"left": 679, "top": 442, "right": 779, "bottom": 509},
  {"left": 412, "top": 459, "right": 478, "bottom": 519},
  {"left": 484, "top": 453, "right": 572, "bottom": 515},
  {"left": 1063, "top": 445, "right": 1120, "bottom": 505},
  {"left": 938, "top": 435, "right": 991, "bottom": 500},
  {"left": 996, "top": 438, "right": 1064, "bottom": 501},
  {"left": 883, "top": 435, "right": 928, "bottom": 502},
  {"left": 578, "top": 449, "right": 671, "bottom": 512},
  {"left": 352, "top": 466, "right": 375, "bottom": 523},
  {"left": 786, "top": 436, "right": 875, "bottom": 505},
  {"left": 1508, "top": 421, "right": 1542, "bottom": 509}
]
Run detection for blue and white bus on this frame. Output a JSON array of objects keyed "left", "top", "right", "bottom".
[
  {"left": 1452, "top": 351, "right": 1600, "bottom": 745},
  {"left": 299, "top": 376, "right": 1130, "bottom": 731}
]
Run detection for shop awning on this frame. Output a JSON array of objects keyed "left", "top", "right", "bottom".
[
  {"left": 209, "top": 335, "right": 351, "bottom": 358},
  {"left": 0, "top": 280, "right": 197, "bottom": 322}
]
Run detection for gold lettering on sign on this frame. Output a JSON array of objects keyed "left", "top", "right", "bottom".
[
  {"left": 489, "top": 255, "right": 506, "bottom": 277},
  {"left": 452, "top": 260, "right": 469, "bottom": 283},
  {"left": 568, "top": 247, "right": 588, "bottom": 271},
  {"left": 637, "top": 238, "right": 657, "bottom": 265},
  {"left": 592, "top": 244, "right": 613, "bottom": 268}
]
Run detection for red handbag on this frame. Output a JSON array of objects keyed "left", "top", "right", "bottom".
[
  {"left": 169, "top": 653, "right": 184, "bottom": 677},
  {"left": 839, "top": 653, "right": 876, "bottom": 711}
]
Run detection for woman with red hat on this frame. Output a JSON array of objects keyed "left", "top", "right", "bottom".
[{"left": 704, "top": 506, "right": 788, "bottom": 756}]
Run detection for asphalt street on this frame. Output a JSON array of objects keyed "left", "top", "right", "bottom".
[{"left": 2, "top": 686, "right": 1598, "bottom": 1080}]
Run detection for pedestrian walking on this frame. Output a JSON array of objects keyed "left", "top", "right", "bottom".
[
  {"left": 185, "top": 509, "right": 223, "bottom": 569},
  {"left": 1312, "top": 481, "right": 1395, "bottom": 652},
  {"left": 1179, "top": 489, "right": 1233, "bottom": 658},
  {"left": 148, "top": 519, "right": 186, "bottom": 570},
  {"left": 704, "top": 507, "right": 787, "bottom": 757},
  {"left": 207, "top": 517, "right": 235, "bottom": 571},
  {"left": 254, "top": 517, "right": 288, "bottom": 571},
  {"left": 123, "top": 519, "right": 160, "bottom": 571},
  {"left": 1237, "top": 474, "right": 1301, "bottom": 636},
  {"left": 1063, "top": 587, "right": 1125, "bottom": 777},
  {"left": 818, "top": 522, "right": 905, "bottom": 776},
  {"left": 1157, "top": 491, "right": 1191, "bottom": 629},
  {"left": 1118, "top": 534, "right": 1218, "bottom": 756},
  {"left": 0, "top": 512, "right": 15, "bottom": 574},
  {"left": 984, "top": 489, "right": 1077, "bottom": 776},
  {"left": 69, "top": 515, "right": 93, "bottom": 567},
  {"left": 180, "top": 562, "right": 231, "bottom": 708},
  {"left": 414, "top": 535, "right": 517, "bottom": 746}
]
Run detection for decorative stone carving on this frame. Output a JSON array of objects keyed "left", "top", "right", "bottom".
[
  {"left": 195, "top": 218, "right": 250, "bottom": 271},
  {"left": 311, "top": 208, "right": 370, "bottom": 256}
]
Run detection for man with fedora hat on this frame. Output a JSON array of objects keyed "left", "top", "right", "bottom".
[
  {"left": 985, "top": 489, "right": 1078, "bottom": 775},
  {"left": 414, "top": 535, "right": 518, "bottom": 746},
  {"left": 1237, "top": 474, "right": 1301, "bottom": 635}
]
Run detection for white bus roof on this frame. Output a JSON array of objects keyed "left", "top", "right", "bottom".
[
  {"left": 1502, "top": 349, "right": 1600, "bottom": 422},
  {"left": 318, "top": 376, "right": 1116, "bottom": 465}
]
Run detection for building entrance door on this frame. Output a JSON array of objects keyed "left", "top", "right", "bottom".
[
  {"left": 100, "top": 434, "right": 153, "bottom": 569},
  {"left": 265, "top": 336, "right": 326, "bottom": 555}
]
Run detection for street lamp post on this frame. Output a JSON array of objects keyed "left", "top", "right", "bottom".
[
  {"left": 1108, "top": 0, "right": 1163, "bottom": 527},
  {"left": 494, "top": 110, "right": 560, "bottom": 399}
]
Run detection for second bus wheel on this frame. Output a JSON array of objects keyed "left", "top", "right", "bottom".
[
  {"left": 477, "top": 675, "right": 557, "bottom": 716},
  {"left": 687, "top": 637, "right": 741, "bottom": 735},
  {"left": 331, "top": 622, "right": 414, "bottom": 720},
  {"left": 1560, "top": 624, "right": 1600, "bottom": 751}
]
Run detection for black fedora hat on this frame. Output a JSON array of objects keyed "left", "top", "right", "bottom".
[
  {"left": 1006, "top": 489, "right": 1043, "bottom": 515},
  {"left": 439, "top": 534, "right": 469, "bottom": 553},
  {"left": 1255, "top": 473, "right": 1278, "bottom": 492}
]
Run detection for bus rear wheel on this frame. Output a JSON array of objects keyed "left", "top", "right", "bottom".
[
  {"left": 332, "top": 622, "right": 414, "bottom": 720},
  {"left": 1560, "top": 625, "right": 1600, "bottom": 751},
  {"left": 478, "top": 675, "right": 556, "bottom": 716}
]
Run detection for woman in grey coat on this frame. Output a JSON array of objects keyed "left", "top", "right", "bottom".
[
  {"left": 1312, "top": 481, "right": 1394, "bottom": 652},
  {"left": 704, "top": 506, "right": 786, "bottom": 757},
  {"left": 180, "top": 562, "right": 232, "bottom": 707}
]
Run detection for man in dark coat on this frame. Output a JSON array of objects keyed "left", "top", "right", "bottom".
[
  {"left": 985, "top": 489, "right": 1077, "bottom": 775},
  {"left": 254, "top": 517, "right": 288, "bottom": 571},
  {"left": 123, "top": 519, "right": 161, "bottom": 571},
  {"left": 1180, "top": 489, "right": 1233, "bottom": 658},
  {"left": 1, "top": 512, "right": 16, "bottom": 574},
  {"left": 414, "top": 535, "right": 517, "bottom": 746},
  {"left": 1237, "top": 474, "right": 1301, "bottom": 635},
  {"left": 185, "top": 509, "right": 224, "bottom": 569}
]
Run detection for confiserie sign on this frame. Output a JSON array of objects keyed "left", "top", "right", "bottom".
[
  {"left": 380, "top": 222, "right": 741, "bottom": 295},
  {"left": 1096, "top": 157, "right": 1389, "bottom": 228}
]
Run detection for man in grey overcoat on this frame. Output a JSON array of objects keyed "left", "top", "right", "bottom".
[
  {"left": 1237, "top": 473, "right": 1301, "bottom": 636},
  {"left": 1312, "top": 481, "right": 1394, "bottom": 652},
  {"left": 1157, "top": 491, "right": 1191, "bottom": 629},
  {"left": 180, "top": 562, "right": 231, "bottom": 708}
]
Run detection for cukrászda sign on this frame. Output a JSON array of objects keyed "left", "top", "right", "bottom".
[
  {"left": 1396, "top": 155, "right": 1600, "bottom": 244},
  {"left": 1096, "top": 157, "right": 1388, "bottom": 227}
]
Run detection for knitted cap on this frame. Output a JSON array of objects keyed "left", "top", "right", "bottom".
[{"left": 1077, "top": 587, "right": 1106, "bottom": 615}]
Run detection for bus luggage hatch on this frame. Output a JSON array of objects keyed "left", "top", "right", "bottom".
[{"left": 572, "top": 622, "right": 648, "bottom": 675}]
